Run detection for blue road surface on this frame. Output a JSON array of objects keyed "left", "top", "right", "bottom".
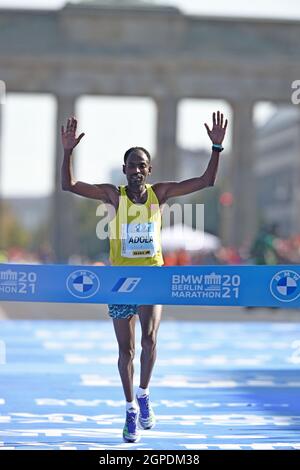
[{"left": 0, "top": 320, "right": 300, "bottom": 450}]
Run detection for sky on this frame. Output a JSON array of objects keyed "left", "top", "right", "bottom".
[
  {"left": 0, "top": 0, "right": 298, "bottom": 197},
  {"left": 0, "top": 0, "right": 300, "bottom": 19}
]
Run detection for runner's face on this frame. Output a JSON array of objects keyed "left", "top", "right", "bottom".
[{"left": 123, "top": 151, "right": 151, "bottom": 187}]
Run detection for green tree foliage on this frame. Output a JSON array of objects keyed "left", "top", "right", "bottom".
[
  {"left": 0, "top": 201, "right": 31, "bottom": 250},
  {"left": 76, "top": 198, "right": 110, "bottom": 262},
  {"left": 190, "top": 186, "right": 220, "bottom": 236}
]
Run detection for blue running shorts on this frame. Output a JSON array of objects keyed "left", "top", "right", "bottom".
[{"left": 108, "top": 304, "right": 139, "bottom": 319}]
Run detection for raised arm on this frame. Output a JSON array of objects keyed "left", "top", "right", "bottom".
[
  {"left": 61, "top": 117, "right": 118, "bottom": 203},
  {"left": 153, "top": 111, "right": 228, "bottom": 203}
]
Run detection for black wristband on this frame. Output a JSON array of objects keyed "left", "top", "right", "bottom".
[{"left": 212, "top": 144, "right": 224, "bottom": 152}]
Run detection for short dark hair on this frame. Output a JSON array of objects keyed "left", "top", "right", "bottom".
[{"left": 123, "top": 147, "right": 151, "bottom": 164}]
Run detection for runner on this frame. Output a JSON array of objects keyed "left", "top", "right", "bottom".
[{"left": 61, "top": 110, "right": 227, "bottom": 442}]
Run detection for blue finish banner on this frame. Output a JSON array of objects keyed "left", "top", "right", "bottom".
[{"left": 1, "top": 263, "right": 300, "bottom": 307}]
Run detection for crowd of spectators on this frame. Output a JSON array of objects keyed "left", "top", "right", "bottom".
[{"left": 1, "top": 226, "right": 300, "bottom": 266}]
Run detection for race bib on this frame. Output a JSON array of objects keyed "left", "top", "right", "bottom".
[{"left": 121, "top": 222, "right": 157, "bottom": 258}]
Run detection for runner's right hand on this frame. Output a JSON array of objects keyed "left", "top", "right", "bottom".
[{"left": 61, "top": 116, "right": 85, "bottom": 150}]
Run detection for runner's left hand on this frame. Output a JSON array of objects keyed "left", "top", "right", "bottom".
[{"left": 204, "top": 111, "right": 228, "bottom": 145}]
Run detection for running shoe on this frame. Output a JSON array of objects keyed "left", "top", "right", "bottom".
[
  {"left": 136, "top": 394, "right": 156, "bottom": 430},
  {"left": 122, "top": 408, "right": 140, "bottom": 443}
]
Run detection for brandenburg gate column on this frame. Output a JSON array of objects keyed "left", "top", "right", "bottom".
[
  {"left": 51, "top": 94, "right": 79, "bottom": 263},
  {"left": 155, "top": 95, "right": 179, "bottom": 181},
  {"left": 221, "top": 99, "right": 257, "bottom": 249},
  {"left": 0, "top": 98, "right": 4, "bottom": 251}
]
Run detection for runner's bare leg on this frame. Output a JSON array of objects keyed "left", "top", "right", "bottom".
[
  {"left": 138, "top": 305, "right": 162, "bottom": 389},
  {"left": 113, "top": 315, "right": 137, "bottom": 402}
]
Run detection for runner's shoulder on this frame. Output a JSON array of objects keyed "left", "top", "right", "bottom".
[
  {"left": 151, "top": 182, "right": 169, "bottom": 204},
  {"left": 91, "top": 183, "right": 119, "bottom": 205}
]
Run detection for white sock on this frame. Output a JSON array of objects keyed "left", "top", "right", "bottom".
[
  {"left": 126, "top": 400, "right": 137, "bottom": 411},
  {"left": 136, "top": 387, "right": 149, "bottom": 397}
]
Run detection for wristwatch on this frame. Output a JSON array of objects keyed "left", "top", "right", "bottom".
[{"left": 212, "top": 144, "right": 224, "bottom": 152}]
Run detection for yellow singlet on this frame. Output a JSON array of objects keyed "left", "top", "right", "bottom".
[{"left": 108, "top": 184, "right": 164, "bottom": 266}]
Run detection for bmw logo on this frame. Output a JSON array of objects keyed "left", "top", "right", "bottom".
[
  {"left": 270, "top": 270, "right": 300, "bottom": 302},
  {"left": 66, "top": 270, "right": 100, "bottom": 299}
]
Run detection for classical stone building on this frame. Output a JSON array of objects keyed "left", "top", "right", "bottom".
[
  {"left": 1, "top": 0, "right": 300, "bottom": 259},
  {"left": 255, "top": 106, "right": 300, "bottom": 236}
]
